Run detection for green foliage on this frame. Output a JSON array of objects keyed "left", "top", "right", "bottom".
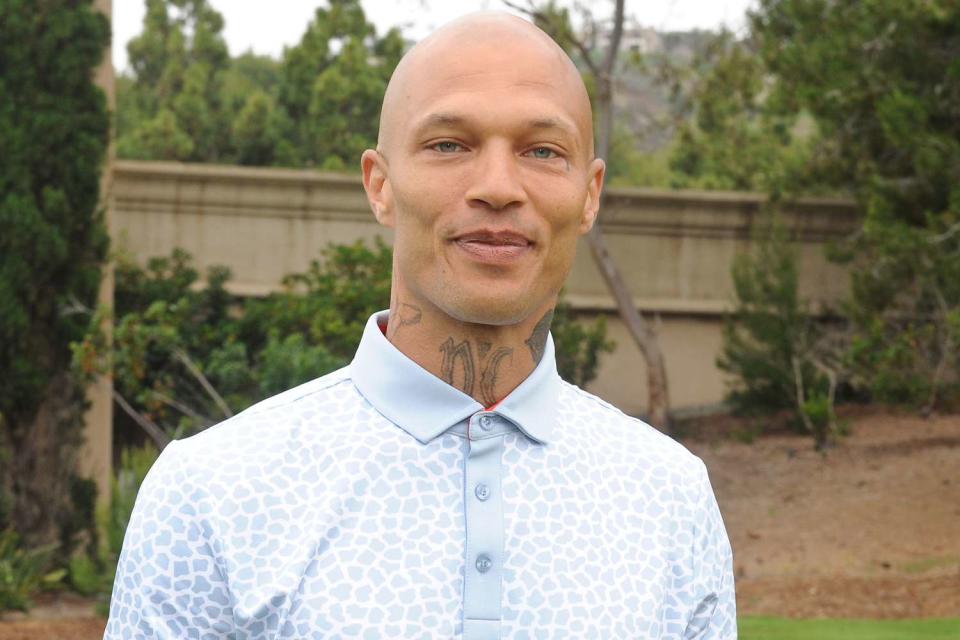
[
  {"left": 104, "top": 444, "right": 158, "bottom": 563},
  {"left": 668, "top": 31, "right": 816, "bottom": 193},
  {"left": 56, "top": 443, "right": 159, "bottom": 612},
  {"left": 59, "top": 476, "right": 99, "bottom": 565},
  {"left": 720, "top": 215, "right": 807, "bottom": 411},
  {"left": 606, "top": 129, "right": 675, "bottom": 188},
  {"left": 112, "top": 250, "right": 245, "bottom": 437},
  {"left": 117, "top": 0, "right": 402, "bottom": 168},
  {"left": 231, "top": 91, "right": 285, "bottom": 166},
  {"left": 117, "top": 0, "right": 230, "bottom": 162},
  {"left": 750, "top": 0, "right": 960, "bottom": 223},
  {"left": 718, "top": 213, "right": 837, "bottom": 447},
  {"left": 291, "top": 5, "right": 403, "bottom": 169},
  {"left": 241, "top": 239, "right": 393, "bottom": 362},
  {"left": 844, "top": 218, "right": 960, "bottom": 408},
  {"left": 67, "top": 553, "right": 106, "bottom": 597},
  {"left": 0, "top": 0, "right": 109, "bottom": 546},
  {"left": 551, "top": 299, "right": 615, "bottom": 388},
  {"left": 683, "top": 1, "right": 960, "bottom": 412},
  {"left": 748, "top": 0, "right": 960, "bottom": 409},
  {"left": 111, "top": 240, "right": 392, "bottom": 438},
  {"left": 0, "top": 529, "right": 64, "bottom": 612},
  {"left": 257, "top": 333, "right": 344, "bottom": 399},
  {"left": 111, "top": 239, "right": 614, "bottom": 441}
]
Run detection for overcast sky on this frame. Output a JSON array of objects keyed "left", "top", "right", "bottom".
[{"left": 112, "top": 0, "right": 756, "bottom": 73}]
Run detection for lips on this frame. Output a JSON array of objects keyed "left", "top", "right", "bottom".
[{"left": 452, "top": 229, "right": 533, "bottom": 263}]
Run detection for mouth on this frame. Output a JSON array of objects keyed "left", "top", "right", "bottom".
[{"left": 452, "top": 230, "right": 534, "bottom": 263}]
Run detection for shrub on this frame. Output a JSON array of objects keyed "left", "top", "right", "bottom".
[
  {"left": 51, "top": 444, "right": 161, "bottom": 613},
  {"left": 844, "top": 219, "right": 960, "bottom": 411},
  {"left": 110, "top": 240, "right": 615, "bottom": 443},
  {"left": 552, "top": 298, "right": 615, "bottom": 389},
  {"left": 718, "top": 212, "right": 841, "bottom": 449},
  {"left": 103, "top": 444, "right": 159, "bottom": 560},
  {"left": 0, "top": 529, "right": 64, "bottom": 612}
]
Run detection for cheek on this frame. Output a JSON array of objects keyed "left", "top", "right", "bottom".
[
  {"left": 541, "top": 188, "right": 589, "bottom": 244},
  {"left": 389, "top": 182, "right": 450, "bottom": 281},
  {"left": 537, "top": 192, "right": 588, "bottom": 276}
]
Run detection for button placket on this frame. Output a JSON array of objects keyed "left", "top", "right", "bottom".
[{"left": 462, "top": 415, "right": 505, "bottom": 640}]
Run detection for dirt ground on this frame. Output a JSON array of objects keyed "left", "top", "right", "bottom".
[
  {"left": 686, "top": 408, "right": 960, "bottom": 619},
  {"left": 1, "top": 409, "right": 958, "bottom": 637}
]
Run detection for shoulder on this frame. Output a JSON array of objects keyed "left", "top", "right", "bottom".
[
  {"left": 170, "top": 364, "right": 363, "bottom": 464},
  {"left": 557, "top": 380, "right": 707, "bottom": 478}
]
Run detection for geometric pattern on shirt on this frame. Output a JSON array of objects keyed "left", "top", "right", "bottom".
[{"left": 105, "top": 354, "right": 736, "bottom": 639}]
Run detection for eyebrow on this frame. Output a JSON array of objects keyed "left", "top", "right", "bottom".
[{"left": 412, "top": 112, "right": 579, "bottom": 140}]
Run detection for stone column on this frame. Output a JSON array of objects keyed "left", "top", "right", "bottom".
[{"left": 78, "top": 0, "right": 115, "bottom": 504}]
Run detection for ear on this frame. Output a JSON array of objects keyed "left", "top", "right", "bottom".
[
  {"left": 579, "top": 157, "right": 605, "bottom": 234},
  {"left": 361, "top": 148, "right": 394, "bottom": 228}
]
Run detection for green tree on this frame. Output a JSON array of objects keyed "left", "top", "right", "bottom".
[
  {"left": 231, "top": 91, "right": 285, "bottom": 166},
  {"left": 682, "top": 1, "right": 960, "bottom": 413},
  {"left": 752, "top": 0, "right": 960, "bottom": 409},
  {"left": 0, "top": 0, "right": 110, "bottom": 547},
  {"left": 117, "top": 0, "right": 230, "bottom": 162},
  {"left": 277, "top": 0, "right": 404, "bottom": 168},
  {"left": 116, "top": 0, "right": 404, "bottom": 168},
  {"left": 668, "top": 31, "right": 815, "bottom": 193},
  {"left": 750, "top": 0, "right": 960, "bottom": 220},
  {"left": 221, "top": 53, "right": 292, "bottom": 166}
]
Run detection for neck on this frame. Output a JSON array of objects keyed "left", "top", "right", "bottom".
[{"left": 385, "top": 298, "right": 555, "bottom": 407}]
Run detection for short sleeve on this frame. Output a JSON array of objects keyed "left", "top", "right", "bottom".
[
  {"left": 683, "top": 459, "right": 737, "bottom": 639},
  {"left": 104, "top": 439, "right": 236, "bottom": 639}
]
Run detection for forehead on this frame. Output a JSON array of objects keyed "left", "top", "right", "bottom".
[{"left": 388, "top": 34, "right": 592, "bottom": 151}]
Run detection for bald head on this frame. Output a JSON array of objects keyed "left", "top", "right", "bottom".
[{"left": 377, "top": 12, "right": 595, "bottom": 162}]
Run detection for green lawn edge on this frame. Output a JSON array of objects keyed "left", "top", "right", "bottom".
[{"left": 738, "top": 616, "right": 960, "bottom": 640}]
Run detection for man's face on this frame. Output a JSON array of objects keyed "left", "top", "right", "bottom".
[{"left": 363, "top": 26, "right": 604, "bottom": 326}]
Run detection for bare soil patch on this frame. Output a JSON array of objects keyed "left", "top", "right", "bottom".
[
  {"left": 0, "top": 592, "right": 105, "bottom": 639},
  {"left": 1, "top": 409, "right": 957, "bottom": 637},
  {"left": 686, "top": 408, "right": 960, "bottom": 618}
]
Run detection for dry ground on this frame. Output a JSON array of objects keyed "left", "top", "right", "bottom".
[
  {"left": 687, "top": 408, "right": 960, "bottom": 618},
  {"left": 1, "top": 410, "right": 958, "bottom": 637}
]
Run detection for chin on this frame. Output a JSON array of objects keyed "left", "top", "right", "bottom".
[{"left": 438, "top": 290, "right": 538, "bottom": 327}]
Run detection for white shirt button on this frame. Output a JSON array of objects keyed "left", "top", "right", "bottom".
[
  {"left": 479, "top": 415, "right": 494, "bottom": 431},
  {"left": 475, "top": 483, "right": 490, "bottom": 501}
]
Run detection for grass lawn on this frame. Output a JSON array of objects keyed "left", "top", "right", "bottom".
[{"left": 739, "top": 617, "right": 960, "bottom": 639}]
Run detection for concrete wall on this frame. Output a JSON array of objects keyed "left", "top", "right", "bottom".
[{"left": 112, "top": 160, "right": 859, "bottom": 417}]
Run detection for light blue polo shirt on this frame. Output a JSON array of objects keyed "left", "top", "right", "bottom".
[{"left": 106, "top": 311, "right": 736, "bottom": 639}]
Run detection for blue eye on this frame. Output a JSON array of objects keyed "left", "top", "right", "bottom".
[
  {"left": 529, "top": 147, "right": 557, "bottom": 159},
  {"left": 433, "top": 141, "right": 462, "bottom": 153}
]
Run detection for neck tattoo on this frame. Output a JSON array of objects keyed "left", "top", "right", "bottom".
[
  {"left": 524, "top": 308, "right": 554, "bottom": 364},
  {"left": 439, "top": 337, "right": 515, "bottom": 406}
]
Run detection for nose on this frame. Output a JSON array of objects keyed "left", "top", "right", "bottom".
[{"left": 464, "top": 144, "right": 526, "bottom": 211}]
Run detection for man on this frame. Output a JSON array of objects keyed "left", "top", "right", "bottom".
[{"left": 106, "top": 12, "right": 735, "bottom": 639}]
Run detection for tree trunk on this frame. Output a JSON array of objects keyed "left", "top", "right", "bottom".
[
  {"left": 584, "top": 226, "right": 672, "bottom": 430},
  {"left": 2, "top": 373, "right": 87, "bottom": 549},
  {"left": 588, "top": 0, "right": 672, "bottom": 431}
]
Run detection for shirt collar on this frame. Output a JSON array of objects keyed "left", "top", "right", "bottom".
[{"left": 350, "top": 311, "right": 560, "bottom": 445}]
